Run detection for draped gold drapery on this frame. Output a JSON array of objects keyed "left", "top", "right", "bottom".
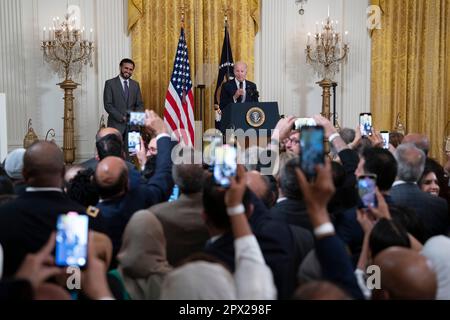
[
  {"left": 371, "top": 0, "right": 450, "bottom": 163},
  {"left": 128, "top": 0, "right": 259, "bottom": 131}
]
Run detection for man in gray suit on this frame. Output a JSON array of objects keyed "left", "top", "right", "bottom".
[{"left": 103, "top": 58, "right": 144, "bottom": 140}]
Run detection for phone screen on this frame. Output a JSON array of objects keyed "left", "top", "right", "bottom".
[
  {"left": 358, "top": 175, "right": 377, "bottom": 208},
  {"left": 55, "top": 213, "right": 89, "bottom": 268},
  {"left": 128, "top": 131, "right": 141, "bottom": 155},
  {"left": 381, "top": 131, "right": 389, "bottom": 149},
  {"left": 129, "top": 112, "right": 146, "bottom": 126},
  {"left": 300, "top": 126, "right": 325, "bottom": 178},
  {"left": 213, "top": 145, "right": 237, "bottom": 188},
  {"left": 169, "top": 185, "right": 180, "bottom": 202},
  {"left": 359, "top": 113, "right": 373, "bottom": 137}
]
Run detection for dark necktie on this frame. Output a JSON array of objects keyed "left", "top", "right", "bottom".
[
  {"left": 237, "top": 82, "right": 243, "bottom": 103},
  {"left": 124, "top": 80, "right": 130, "bottom": 101}
]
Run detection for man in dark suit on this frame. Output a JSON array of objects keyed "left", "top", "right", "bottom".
[
  {"left": 390, "top": 143, "right": 449, "bottom": 240},
  {"left": 103, "top": 58, "right": 144, "bottom": 140},
  {"left": 0, "top": 142, "right": 105, "bottom": 277},
  {"left": 218, "top": 61, "right": 259, "bottom": 131},
  {"left": 94, "top": 111, "right": 174, "bottom": 260}
]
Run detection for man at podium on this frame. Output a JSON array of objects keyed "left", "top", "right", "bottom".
[{"left": 219, "top": 61, "right": 259, "bottom": 117}]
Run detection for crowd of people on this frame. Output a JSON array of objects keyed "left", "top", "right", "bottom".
[{"left": 0, "top": 110, "right": 449, "bottom": 300}]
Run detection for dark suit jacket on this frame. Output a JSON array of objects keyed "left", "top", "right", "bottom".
[
  {"left": 96, "top": 137, "right": 174, "bottom": 259},
  {"left": 219, "top": 79, "right": 259, "bottom": 115},
  {"left": 151, "top": 192, "right": 210, "bottom": 266},
  {"left": 103, "top": 76, "right": 144, "bottom": 134},
  {"left": 0, "top": 191, "right": 105, "bottom": 277},
  {"left": 205, "top": 193, "right": 313, "bottom": 300},
  {"left": 270, "top": 198, "right": 313, "bottom": 232},
  {"left": 390, "top": 183, "right": 449, "bottom": 240}
]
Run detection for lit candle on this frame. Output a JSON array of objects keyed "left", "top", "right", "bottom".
[
  {"left": 81, "top": 27, "right": 85, "bottom": 41},
  {"left": 328, "top": 5, "right": 330, "bottom": 18},
  {"left": 43, "top": 27, "right": 46, "bottom": 40},
  {"left": 344, "top": 31, "right": 349, "bottom": 44},
  {"left": 315, "top": 21, "right": 319, "bottom": 34},
  {"left": 307, "top": 32, "right": 311, "bottom": 45},
  {"left": 90, "top": 28, "right": 93, "bottom": 42}
]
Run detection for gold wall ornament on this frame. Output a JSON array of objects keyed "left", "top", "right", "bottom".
[
  {"left": 45, "top": 129, "right": 56, "bottom": 144},
  {"left": 394, "top": 113, "right": 406, "bottom": 135},
  {"left": 23, "top": 119, "right": 39, "bottom": 149},
  {"left": 41, "top": 11, "right": 94, "bottom": 164},
  {"left": 306, "top": 12, "right": 349, "bottom": 120},
  {"left": 99, "top": 114, "right": 106, "bottom": 130}
]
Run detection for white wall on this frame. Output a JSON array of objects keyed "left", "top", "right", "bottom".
[
  {"left": 0, "top": 94, "right": 7, "bottom": 161},
  {"left": 0, "top": 0, "right": 131, "bottom": 162},
  {"left": 255, "top": 0, "right": 372, "bottom": 129}
]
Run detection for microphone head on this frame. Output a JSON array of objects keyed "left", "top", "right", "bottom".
[{"left": 239, "top": 81, "right": 244, "bottom": 89}]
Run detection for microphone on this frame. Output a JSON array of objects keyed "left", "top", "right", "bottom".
[{"left": 239, "top": 81, "right": 244, "bottom": 89}]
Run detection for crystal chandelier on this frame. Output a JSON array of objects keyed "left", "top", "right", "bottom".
[
  {"left": 305, "top": 9, "right": 349, "bottom": 121},
  {"left": 40, "top": 9, "right": 95, "bottom": 164},
  {"left": 306, "top": 16, "right": 349, "bottom": 80},
  {"left": 41, "top": 14, "right": 94, "bottom": 81}
]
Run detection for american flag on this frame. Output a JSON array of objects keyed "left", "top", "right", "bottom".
[{"left": 164, "top": 28, "right": 195, "bottom": 146}]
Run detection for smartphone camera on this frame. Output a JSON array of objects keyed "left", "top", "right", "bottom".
[
  {"left": 381, "top": 131, "right": 390, "bottom": 149},
  {"left": 55, "top": 213, "right": 89, "bottom": 268},
  {"left": 213, "top": 144, "right": 237, "bottom": 188},
  {"left": 128, "top": 131, "right": 141, "bottom": 155},
  {"left": 129, "top": 112, "right": 146, "bottom": 126},
  {"left": 169, "top": 185, "right": 180, "bottom": 202},
  {"left": 358, "top": 174, "right": 377, "bottom": 208},
  {"left": 293, "top": 118, "right": 317, "bottom": 131},
  {"left": 359, "top": 113, "right": 373, "bottom": 137},
  {"left": 300, "top": 126, "right": 325, "bottom": 178}
]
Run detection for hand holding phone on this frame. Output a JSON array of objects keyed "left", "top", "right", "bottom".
[
  {"left": 55, "top": 213, "right": 89, "bottom": 268},
  {"left": 380, "top": 131, "right": 390, "bottom": 149},
  {"left": 128, "top": 131, "right": 141, "bottom": 156},
  {"left": 300, "top": 126, "right": 325, "bottom": 178},
  {"left": 129, "top": 112, "right": 146, "bottom": 126},
  {"left": 359, "top": 113, "right": 373, "bottom": 137},
  {"left": 213, "top": 145, "right": 237, "bottom": 188},
  {"left": 358, "top": 174, "right": 377, "bottom": 208}
]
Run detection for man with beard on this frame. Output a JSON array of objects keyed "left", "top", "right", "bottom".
[{"left": 103, "top": 58, "right": 144, "bottom": 142}]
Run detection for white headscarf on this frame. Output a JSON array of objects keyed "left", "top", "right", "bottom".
[
  {"left": 421, "top": 236, "right": 450, "bottom": 300},
  {"left": 160, "top": 261, "right": 236, "bottom": 300}
]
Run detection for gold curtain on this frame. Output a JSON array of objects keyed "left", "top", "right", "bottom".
[
  {"left": 128, "top": 0, "right": 259, "bottom": 131},
  {"left": 371, "top": 0, "right": 450, "bottom": 163}
]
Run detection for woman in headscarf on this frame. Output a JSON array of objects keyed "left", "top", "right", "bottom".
[
  {"left": 421, "top": 236, "right": 450, "bottom": 300},
  {"left": 111, "top": 210, "right": 172, "bottom": 300}
]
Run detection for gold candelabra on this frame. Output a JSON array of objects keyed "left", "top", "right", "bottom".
[
  {"left": 306, "top": 13, "right": 349, "bottom": 120},
  {"left": 41, "top": 13, "right": 94, "bottom": 164}
]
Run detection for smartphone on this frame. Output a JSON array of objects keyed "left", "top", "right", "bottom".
[
  {"left": 293, "top": 118, "right": 317, "bottom": 131},
  {"left": 358, "top": 174, "right": 377, "bottom": 208},
  {"left": 55, "top": 213, "right": 89, "bottom": 268},
  {"left": 300, "top": 126, "right": 325, "bottom": 178},
  {"left": 168, "top": 185, "right": 180, "bottom": 202},
  {"left": 359, "top": 113, "right": 373, "bottom": 137},
  {"left": 213, "top": 144, "right": 237, "bottom": 188},
  {"left": 129, "top": 112, "right": 146, "bottom": 126},
  {"left": 381, "top": 131, "right": 389, "bottom": 149},
  {"left": 128, "top": 131, "right": 141, "bottom": 155}
]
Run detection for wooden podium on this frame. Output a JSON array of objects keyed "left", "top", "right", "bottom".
[{"left": 220, "top": 102, "right": 280, "bottom": 148}]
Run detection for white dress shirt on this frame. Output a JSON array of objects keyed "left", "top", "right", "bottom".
[{"left": 233, "top": 79, "right": 246, "bottom": 103}]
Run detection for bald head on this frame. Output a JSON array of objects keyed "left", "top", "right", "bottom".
[
  {"left": 402, "top": 134, "right": 430, "bottom": 155},
  {"left": 293, "top": 281, "right": 351, "bottom": 300},
  {"left": 23, "top": 141, "right": 65, "bottom": 187},
  {"left": 374, "top": 247, "right": 437, "bottom": 300},
  {"left": 96, "top": 127, "right": 122, "bottom": 142},
  {"left": 95, "top": 156, "right": 128, "bottom": 199}
]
